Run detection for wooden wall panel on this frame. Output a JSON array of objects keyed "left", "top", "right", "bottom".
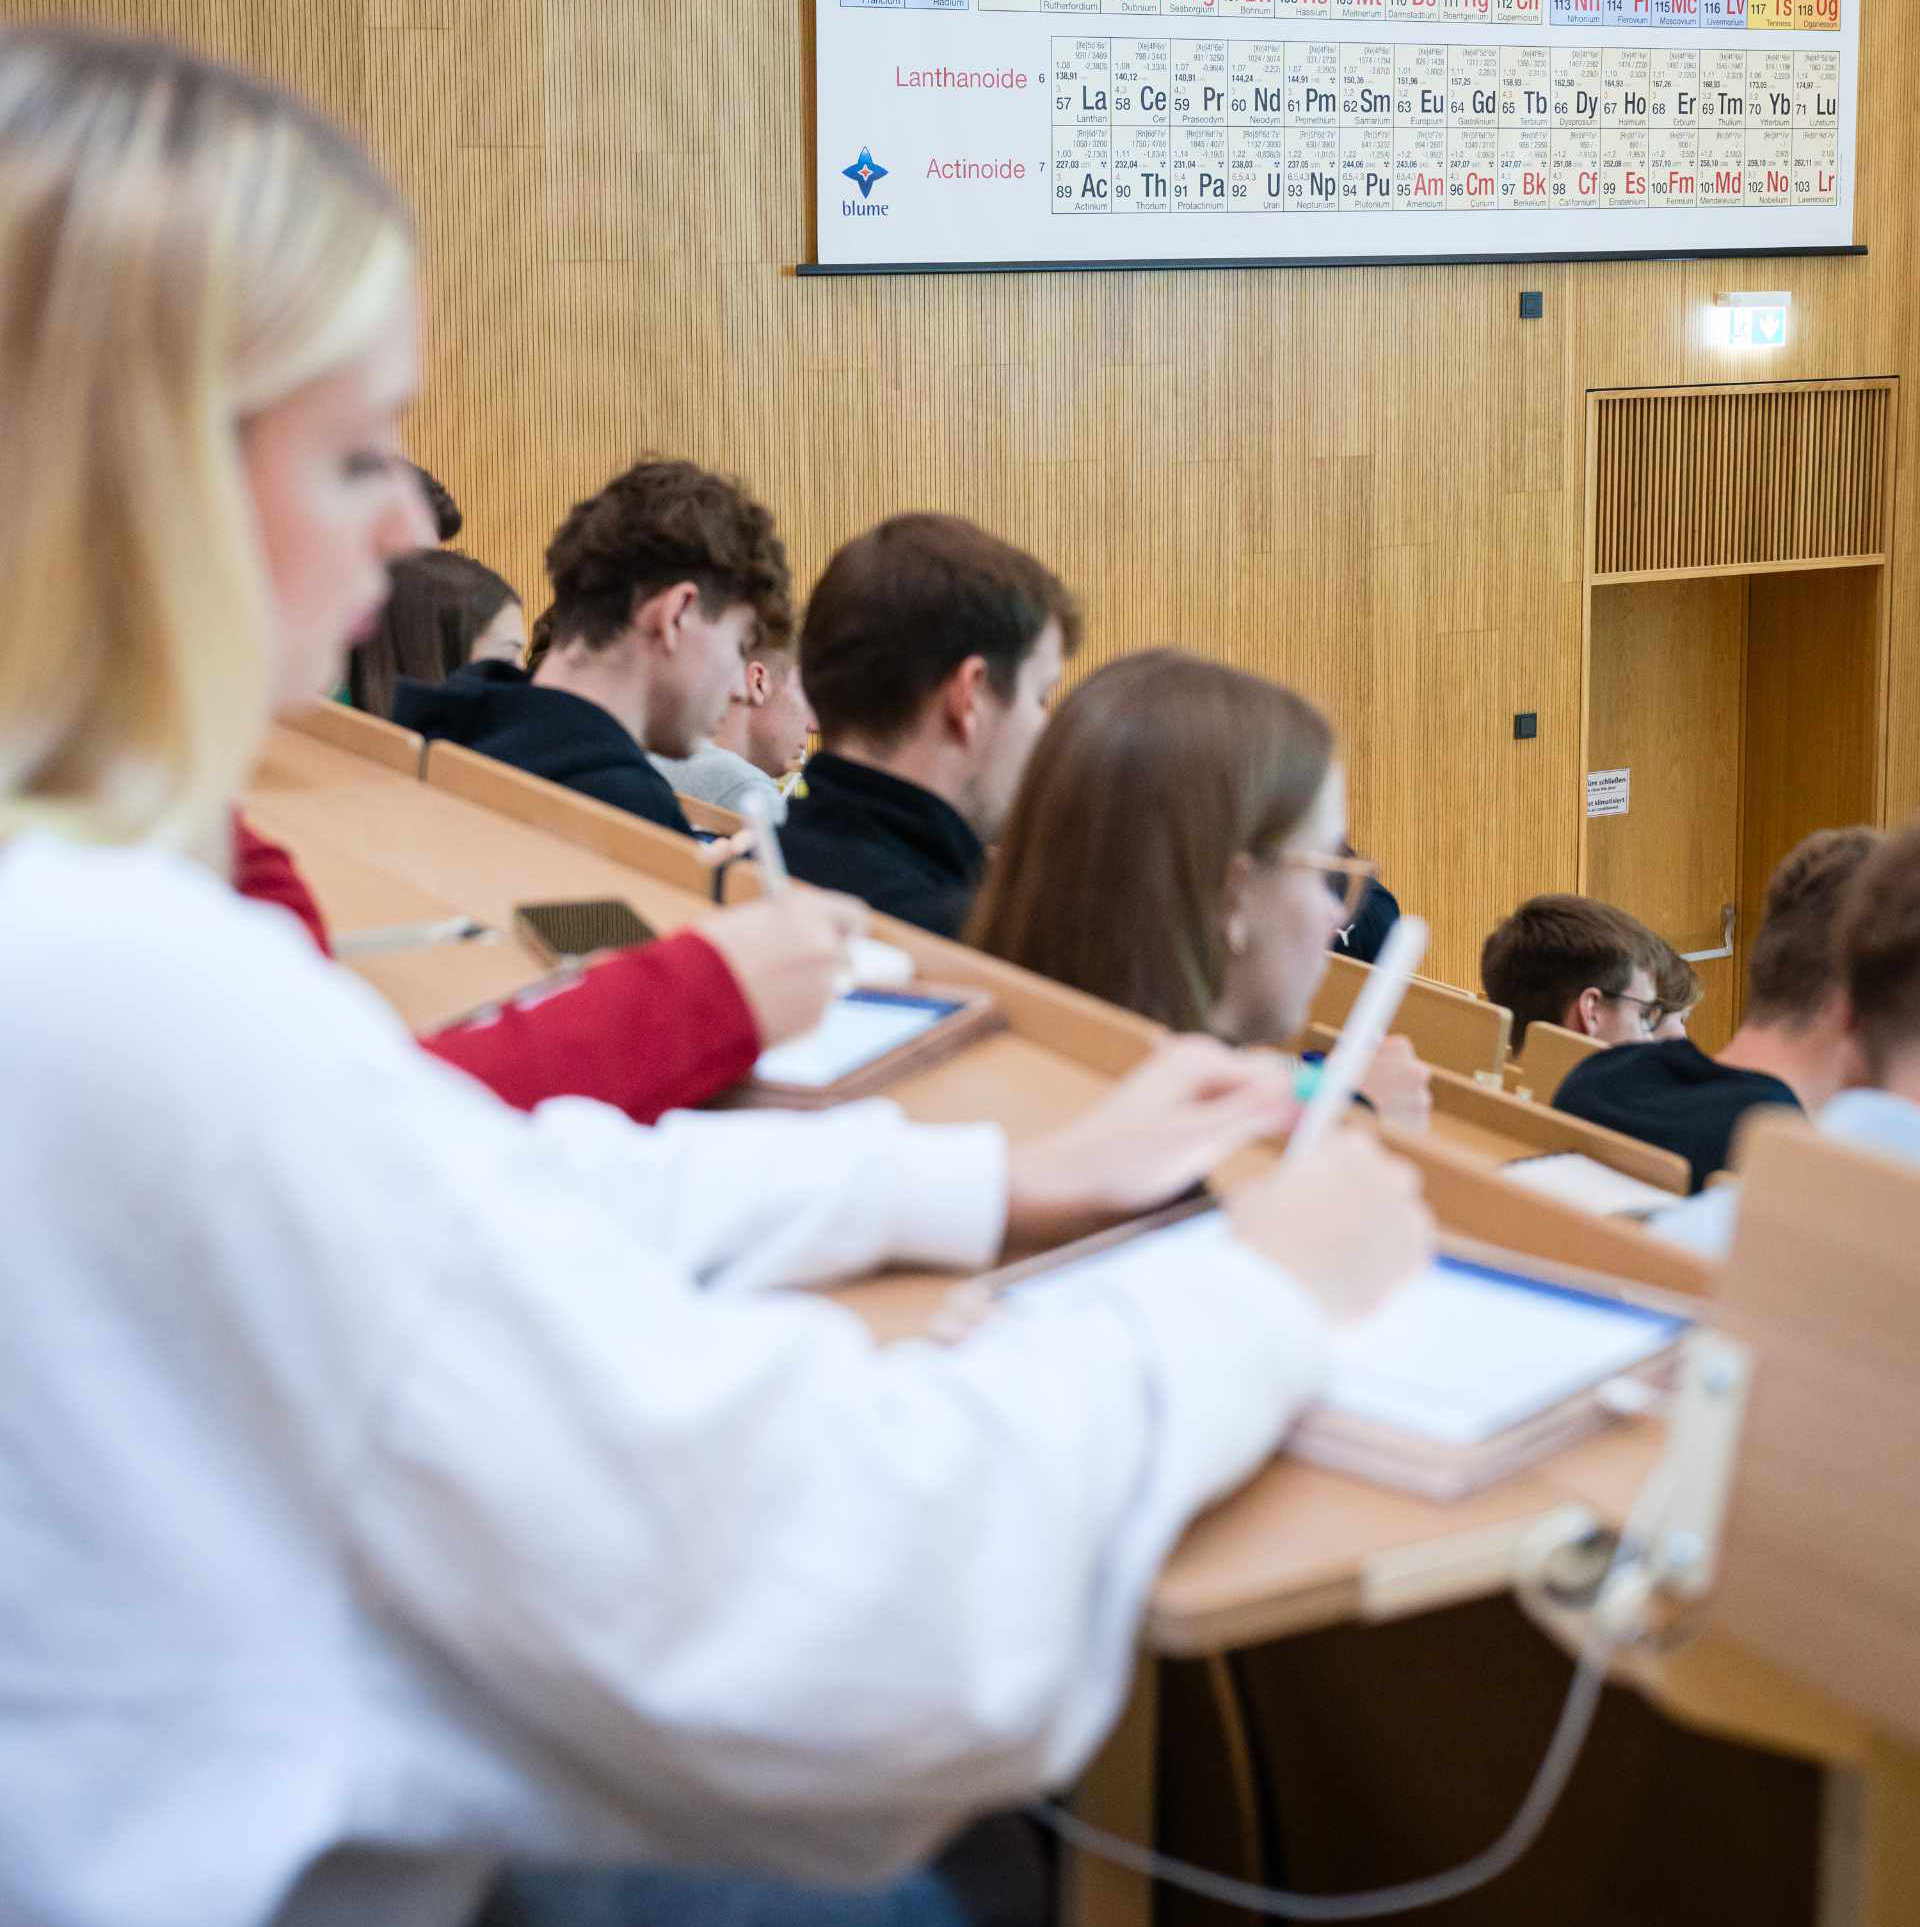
[{"left": 9, "top": 0, "right": 1919, "bottom": 994}]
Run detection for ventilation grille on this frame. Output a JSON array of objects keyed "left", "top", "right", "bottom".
[{"left": 1590, "top": 381, "right": 1894, "bottom": 581}]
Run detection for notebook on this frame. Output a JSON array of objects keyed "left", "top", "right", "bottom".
[
  {"left": 722, "top": 986, "right": 1005, "bottom": 1109},
  {"left": 1007, "top": 1211, "right": 1690, "bottom": 1500},
  {"left": 1501, "top": 1152, "right": 1680, "bottom": 1222}
]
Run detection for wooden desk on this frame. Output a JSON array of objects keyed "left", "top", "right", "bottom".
[
  {"left": 830, "top": 1257, "right": 1669, "bottom": 1927},
  {"left": 1301, "top": 1021, "right": 1692, "bottom": 1194},
  {"left": 1518, "top": 1117, "right": 1920, "bottom": 1927},
  {"left": 252, "top": 719, "right": 1740, "bottom": 1924},
  {"left": 284, "top": 696, "right": 425, "bottom": 774},
  {"left": 247, "top": 729, "right": 727, "bottom": 1024},
  {"left": 1427, "top": 1061, "right": 1690, "bottom": 1192},
  {"left": 244, "top": 729, "right": 1130, "bottom": 1139},
  {"left": 423, "top": 739, "right": 719, "bottom": 900}
]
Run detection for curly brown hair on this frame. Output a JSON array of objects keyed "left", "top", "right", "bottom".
[{"left": 528, "top": 458, "right": 790, "bottom": 670}]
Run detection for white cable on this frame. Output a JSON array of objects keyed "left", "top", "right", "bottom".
[{"left": 1030, "top": 1464, "right": 1678, "bottom": 1919}]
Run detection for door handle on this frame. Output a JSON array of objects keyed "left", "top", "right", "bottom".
[{"left": 1681, "top": 904, "right": 1737, "bottom": 964}]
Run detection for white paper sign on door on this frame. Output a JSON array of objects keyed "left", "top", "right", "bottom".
[{"left": 1587, "top": 769, "right": 1631, "bottom": 819}]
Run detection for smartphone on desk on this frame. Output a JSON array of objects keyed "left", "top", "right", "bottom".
[{"left": 514, "top": 898, "right": 657, "bottom": 966}]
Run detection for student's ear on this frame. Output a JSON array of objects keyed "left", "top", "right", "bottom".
[
  {"left": 941, "top": 655, "right": 993, "bottom": 745},
  {"left": 743, "top": 659, "right": 770, "bottom": 706},
  {"left": 1568, "top": 986, "right": 1605, "bottom": 1036},
  {"left": 633, "top": 582, "right": 700, "bottom": 653},
  {"left": 1220, "top": 852, "right": 1255, "bottom": 961}
]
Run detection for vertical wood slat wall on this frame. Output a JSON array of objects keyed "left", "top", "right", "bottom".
[
  {"left": 1591, "top": 381, "right": 1895, "bottom": 582},
  {"left": 8, "top": 0, "right": 1919, "bottom": 993}
]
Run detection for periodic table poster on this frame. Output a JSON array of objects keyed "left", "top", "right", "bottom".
[{"left": 812, "top": 0, "right": 1858, "bottom": 268}]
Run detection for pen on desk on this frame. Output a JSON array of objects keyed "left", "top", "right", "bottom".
[
  {"left": 332, "top": 916, "right": 496, "bottom": 958},
  {"left": 739, "top": 788, "right": 790, "bottom": 898},
  {"left": 1284, "top": 912, "right": 1429, "bottom": 1165}
]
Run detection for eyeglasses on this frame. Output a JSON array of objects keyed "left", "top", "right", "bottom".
[
  {"left": 1608, "top": 990, "right": 1673, "bottom": 1035},
  {"left": 1279, "top": 850, "right": 1378, "bottom": 921}
]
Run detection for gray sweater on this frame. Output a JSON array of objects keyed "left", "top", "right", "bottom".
[{"left": 648, "top": 742, "right": 787, "bottom": 822}]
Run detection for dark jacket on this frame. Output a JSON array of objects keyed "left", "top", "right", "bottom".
[
  {"left": 781, "top": 753, "right": 985, "bottom": 940},
  {"left": 1552, "top": 1038, "right": 1801, "bottom": 1193},
  {"left": 1334, "top": 877, "right": 1401, "bottom": 965},
  {"left": 392, "top": 661, "right": 691, "bottom": 836}
]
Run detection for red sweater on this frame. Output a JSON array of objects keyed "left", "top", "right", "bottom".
[{"left": 231, "top": 818, "right": 761, "bottom": 1124}]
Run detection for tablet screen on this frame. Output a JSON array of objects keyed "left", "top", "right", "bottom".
[{"left": 753, "top": 990, "right": 965, "bottom": 1089}]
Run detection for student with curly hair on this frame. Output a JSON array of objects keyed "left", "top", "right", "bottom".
[{"left": 396, "top": 459, "right": 791, "bottom": 836}]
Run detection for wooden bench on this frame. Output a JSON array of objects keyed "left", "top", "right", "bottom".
[
  {"left": 1507, "top": 1019, "right": 1606, "bottom": 1103},
  {"left": 676, "top": 793, "right": 744, "bottom": 837},
  {"left": 1308, "top": 950, "right": 1512, "bottom": 1077},
  {"left": 421, "top": 740, "right": 718, "bottom": 901},
  {"left": 285, "top": 697, "right": 425, "bottom": 775},
  {"left": 1302, "top": 1022, "right": 1691, "bottom": 1195}
]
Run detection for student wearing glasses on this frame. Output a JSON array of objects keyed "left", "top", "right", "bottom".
[
  {"left": 1553, "top": 829, "right": 1881, "bottom": 1192},
  {"left": 966, "top": 651, "right": 1433, "bottom": 1134},
  {"left": 1650, "top": 939, "right": 1703, "bottom": 1041},
  {"left": 1479, "top": 894, "right": 1673, "bottom": 1051}
]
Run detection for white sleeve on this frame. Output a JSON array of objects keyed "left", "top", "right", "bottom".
[
  {"left": 517, "top": 1097, "right": 1008, "bottom": 1292},
  {"left": 351, "top": 1188, "right": 1329, "bottom": 1884},
  {"left": 9, "top": 852, "right": 1331, "bottom": 1886},
  {"left": 1646, "top": 1184, "right": 1739, "bottom": 1258}
]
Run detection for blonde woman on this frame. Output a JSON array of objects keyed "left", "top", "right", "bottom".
[{"left": 0, "top": 27, "right": 1434, "bottom": 1927}]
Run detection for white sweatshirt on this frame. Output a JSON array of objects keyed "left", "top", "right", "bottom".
[{"left": 0, "top": 835, "right": 1329, "bottom": 1927}]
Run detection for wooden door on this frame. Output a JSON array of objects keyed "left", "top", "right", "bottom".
[{"left": 1586, "top": 577, "right": 1748, "bottom": 1049}]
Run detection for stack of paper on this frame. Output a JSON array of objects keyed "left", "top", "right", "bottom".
[
  {"left": 1500, "top": 1152, "right": 1682, "bottom": 1222},
  {"left": 1011, "top": 1212, "right": 1689, "bottom": 1499}
]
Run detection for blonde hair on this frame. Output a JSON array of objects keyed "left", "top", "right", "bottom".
[{"left": 0, "top": 27, "right": 412, "bottom": 851}]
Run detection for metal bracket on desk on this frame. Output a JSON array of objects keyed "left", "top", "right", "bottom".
[
  {"left": 1514, "top": 1330, "right": 1753, "bottom": 1646},
  {"left": 1681, "top": 904, "right": 1738, "bottom": 965}
]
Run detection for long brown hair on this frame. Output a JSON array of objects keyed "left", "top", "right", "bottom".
[
  {"left": 967, "top": 650, "right": 1335, "bottom": 1031},
  {"left": 348, "top": 549, "right": 519, "bottom": 718}
]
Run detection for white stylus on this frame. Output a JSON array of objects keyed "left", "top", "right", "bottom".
[
  {"left": 738, "top": 788, "right": 789, "bottom": 898},
  {"left": 1284, "top": 913, "right": 1430, "bottom": 1165},
  {"left": 739, "top": 788, "right": 915, "bottom": 991}
]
